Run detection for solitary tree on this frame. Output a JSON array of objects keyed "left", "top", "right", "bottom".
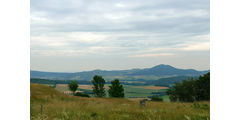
[
  {"left": 108, "top": 79, "right": 124, "bottom": 98},
  {"left": 68, "top": 81, "right": 78, "bottom": 95},
  {"left": 92, "top": 75, "right": 106, "bottom": 97}
]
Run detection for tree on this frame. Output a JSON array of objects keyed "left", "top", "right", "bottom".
[
  {"left": 167, "top": 72, "right": 210, "bottom": 102},
  {"left": 166, "top": 86, "right": 177, "bottom": 102},
  {"left": 167, "top": 78, "right": 196, "bottom": 102},
  {"left": 92, "top": 75, "right": 106, "bottom": 97},
  {"left": 68, "top": 81, "right": 78, "bottom": 94},
  {"left": 108, "top": 79, "right": 124, "bottom": 98},
  {"left": 195, "top": 72, "right": 210, "bottom": 101}
]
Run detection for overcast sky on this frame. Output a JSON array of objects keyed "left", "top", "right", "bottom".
[{"left": 30, "top": 0, "right": 209, "bottom": 72}]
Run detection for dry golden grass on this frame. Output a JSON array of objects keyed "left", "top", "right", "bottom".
[
  {"left": 127, "top": 98, "right": 151, "bottom": 101},
  {"left": 31, "top": 84, "right": 209, "bottom": 120}
]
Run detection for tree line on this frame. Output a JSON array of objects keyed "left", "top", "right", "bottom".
[
  {"left": 68, "top": 72, "right": 210, "bottom": 102},
  {"left": 167, "top": 72, "right": 210, "bottom": 102},
  {"left": 68, "top": 75, "right": 124, "bottom": 98}
]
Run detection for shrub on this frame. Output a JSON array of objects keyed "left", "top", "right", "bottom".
[
  {"left": 74, "top": 92, "right": 90, "bottom": 97},
  {"left": 151, "top": 97, "right": 163, "bottom": 101}
]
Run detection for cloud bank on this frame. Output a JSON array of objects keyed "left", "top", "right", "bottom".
[{"left": 31, "top": 0, "right": 210, "bottom": 72}]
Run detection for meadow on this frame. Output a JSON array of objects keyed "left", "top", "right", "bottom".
[
  {"left": 30, "top": 84, "right": 210, "bottom": 120},
  {"left": 55, "top": 84, "right": 168, "bottom": 99}
]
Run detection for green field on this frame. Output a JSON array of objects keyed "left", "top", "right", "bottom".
[
  {"left": 31, "top": 84, "right": 210, "bottom": 120},
  {"left": 55, "top": 84, "right": 168, "bottom": 98},
  {"left": 123, "top": 85, "right": 167, "bottom": 98}
]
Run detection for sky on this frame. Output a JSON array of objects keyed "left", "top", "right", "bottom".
[{"left": 30, "top": 0, "right": 210, "bottom": 72}]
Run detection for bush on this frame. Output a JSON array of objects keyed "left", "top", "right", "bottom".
[
  {"left": 74, "top": 92, "right": 90, "bottom": 97},
  {"left": 151, "top": 97, "right": 163, "bottom": 101}
]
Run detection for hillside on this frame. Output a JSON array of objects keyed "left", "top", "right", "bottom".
[
  {"left": 31, "top": 64, "right": 209, "bottom": 81},
  {"left": 30, "top": 84, "right": 210, "bottom": 120}
]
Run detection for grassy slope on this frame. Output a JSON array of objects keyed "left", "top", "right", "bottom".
[{"left": 31, "top": 84, "right": 210, "bottom": 120}]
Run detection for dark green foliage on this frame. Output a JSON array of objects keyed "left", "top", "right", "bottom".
[
  {"left": 195, "top": 72, "right": 210, "bottom": 101},
  {"left": 77, "top": 88, "right": 93, "bottom": 95},
  {"left": 166, "top": 88, "right": 178, "bottom": 102},
  {"left": 167, "top": 79, "right": 195, "bottom": 102},
  {"left": 74, "top": 92, "right": 90, "bottom": 97},
  {"left": 146, "top": 76, "right": 198, "bottom": 87},
  {"left": 30, "top": 78, "right": 56, "bottom": 84},
  {"left": 151, "top": 97, "right": 163, "bottom": 101},
  {"left": 108, "top": 79, "right": 124, "bottom": 98},
  {"left": 68, "top": 81, "right": 78, "bottom": 94},
  {"left": 92, "top": 75, "right": 106, "bottom": 97},
  {"left": 167, "top": 72, "right": 210, "bottom": 102},
  {"left": 90, "top": 112, "right": 98, "bottom": 117}
]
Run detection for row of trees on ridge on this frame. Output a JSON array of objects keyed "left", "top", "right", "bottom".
[{"left": 68, "top": 75, "right": 125, "bottom": 98}]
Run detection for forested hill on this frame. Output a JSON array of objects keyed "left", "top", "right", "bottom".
[{"left": 31, "top": 64, "right": 209, "bottom": 81}]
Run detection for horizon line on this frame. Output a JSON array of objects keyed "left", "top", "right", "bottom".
[{"left": 30, "top": 64, "right": 210, "bottom": 73}]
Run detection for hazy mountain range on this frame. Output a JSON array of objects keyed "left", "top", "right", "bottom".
[{"left": 30, "top": 64, "right": 209, "bottom": 81}]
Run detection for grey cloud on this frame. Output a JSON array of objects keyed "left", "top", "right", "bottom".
[
  {"left": 31, "top": 0, "right": 209, "bottom": 33},
  {"left": 31, "top": 0, "right": 209, "bottom": 71}
]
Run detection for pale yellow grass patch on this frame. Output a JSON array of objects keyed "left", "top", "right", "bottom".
[
  {"left": 63, "top": 91, "right": 83, "bottom": 94},
  {"left": 57, "top": 84, "right": 109, "bottom": 90}
]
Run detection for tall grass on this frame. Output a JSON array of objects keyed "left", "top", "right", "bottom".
[{"left": 31, "top": 84, "right": 210, "bottom": 120}]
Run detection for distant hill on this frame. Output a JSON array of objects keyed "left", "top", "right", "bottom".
[
  {"left": 31, "top": 64, "right": 209, "bottom": 81},
  {"left": 130, "top": 64, "right": 207, "bottom": 76}
]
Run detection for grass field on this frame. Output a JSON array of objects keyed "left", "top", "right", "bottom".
[
  {"left": 55, "top": 84, "right": 168, "bottom": 98},
  {"left": 123, "top": 85, "right": 167, "bottom": 98},
  {"left": 136, "top": 86, "right": 169, "bottom": 90},
  {"left": 31, "top": 84, "right": 210, "bottom": 120}
]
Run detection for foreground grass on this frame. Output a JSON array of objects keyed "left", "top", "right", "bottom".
[{"left": 30, "top": 84, "right": 210, "bottom": 120}]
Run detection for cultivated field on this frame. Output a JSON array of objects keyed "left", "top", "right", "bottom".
[
  {"left": 56, "top": 84, "right": 108, "bottom": 91},
  {"left": 55, "top": 84, "right": 168, "bottom": 98},
  {"left": 31, "top": 84, "right": 210, "bottom": 120},
  {"left": 136, "top": 86, "right": 169, "bottom": 90}
]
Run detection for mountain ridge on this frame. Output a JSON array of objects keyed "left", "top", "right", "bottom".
[{"left": 31, "top": 64, "right": 209, "bottom": 81}]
